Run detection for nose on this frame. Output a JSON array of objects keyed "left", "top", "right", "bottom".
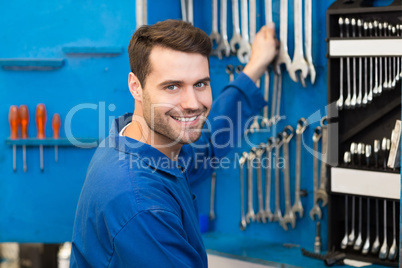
[{"left": 180, "top": 86, "right": 200, "bottom": 111}]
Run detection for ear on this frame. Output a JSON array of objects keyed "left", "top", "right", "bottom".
[{"left": 128, "top": 72, "right": 143, "bottom": 102}]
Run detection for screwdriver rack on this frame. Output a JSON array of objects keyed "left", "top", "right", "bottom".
[{"left": 326, "top": 0, "right": 401, "bottom": 266}]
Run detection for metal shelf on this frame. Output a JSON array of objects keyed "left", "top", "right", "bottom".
[{"left": 328, "top": 38, "right": 402, "bottom": 57}]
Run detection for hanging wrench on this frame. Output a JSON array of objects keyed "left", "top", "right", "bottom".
[
  {"left": 246, "top": 149, "right": 256, "bottom": 223},
  {"left": 388, "top": 24, "right": 393, "bottom": 89},
  {"left": 249, "top": 0, "right": 257, "bottom": 43},
  {"left": 270, "top": 73, "right": 278, "bottom": 125},
  {"left": 187, "top": 0, "right": 193, "bottom": 25},
  {"left": 383, "top": 22, "right": 389, "bottom": 90},
  {"left": 229, "top": 0, "right": 242, "bottom": 54},
  {"left": 275, "top": 73, "right": 283, "bottom": 124},
  {"left": 350, "top": 19, "right": 357, "bottom": 107},
  {"left": 236, "top": 0, "right": 251, "bottom": 63},
  {"left": 373, "top": 21, "right": 379, "bottom": 96},
  {"left": 274, "top": 0, "right": 291, "bottom": 74},
  {"left": 135, "top": 0, "right": 147, "bottom": 29},
  {"left": 181, "top": 0, "right": 187, "bottom": 22},
  {"left": 292, "top": 118, "right": 308, "bottom": 218},
  {"left": 392, "top": 26, "right": 397, "bottom": 88},
  {"left": 337, "top": 18, "right": 344, "bottom": 110},
  {"left": 210, "top": 0, "right": 222, "bottom": 57},
  {"left": 239, "top": 152, "right": 248, "bottom": 231},
  {"left": 367, "top": 22, "right": 373, "bottom": 103},
  {"left": 316, "top": 117, "right": 328, "bottom": 207},
  {"left": 377, "top": 22, "right": 383, "bottom": 95},
  {"left": 255, "top": 145, "right": 267, "bottom": 223},
  {"left": 310, "top": 126, "right": 322, "bottom": 221},
  {"left": 362, "top": 22, "right": 368, "bottom": 106},
  {"left": 304, "top": 0, "right": 315, "bottom": 84},
  {"left": 248, "top": 79, "right": 261, "bottom": 133},
  {"left": 344, "top": 18, "right": 352, "bottom": 108},
  {"left": 216, "top": 0, "right": 231, "bottom": 59},
  {"left": 288, "top": 0, "right": 308, "bottom": 86},
  {"left": 273, "top": 133, "right": 284, "bottom": 222},
  {"left": 280, "top": 126, "right": 295, "bottom": 230},
  {"left": 264, "top": 137, "right": 275, "bottom": 222},
  {"left": 356, "top": 19, "right": 363, "bottom": 106},
  {"left": 261, "top": 71, "right": 270, "bottom": 128}
]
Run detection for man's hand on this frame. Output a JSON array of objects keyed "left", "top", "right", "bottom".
[{"left": 243, "top": 23, "right": 279, "bottom": 84}]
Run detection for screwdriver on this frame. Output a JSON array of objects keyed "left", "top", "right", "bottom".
[
  {"left": 35, "top": 104, "right": 47, "bottom": 172},
  {"left": 9, "top": 105, "right": 20, "bottom": 172},
  {"left": 19, "top": 105, "right": 29, "bottom": 172},
  {"left": 52, "top": 114, "right": 61, "bottom": 162}
]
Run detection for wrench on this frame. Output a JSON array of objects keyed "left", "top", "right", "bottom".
[
  {"left": 350, "top": 19, "right": 357, "bottom": 107},
  {"left": 348, "top": 195, "right": 355, "bottom": 246},
  {"left": 265, "top": 0, "right": 272, "bottom": 24},
  {"left": 260, "top": 71, "right": 270, "bottom": 128},
  {"left": 383, "top": 22, "right": 389, "bottom": 90},
  {"left": 362, "top": 197, "right": 370, "bottom": 254},
  {"left": 371, "top": 198, "right": 380, "bottom": 254},
  {"left": 368, "top": 22, "right": 373, "bottom": 103},
  {"left": 337, "top": 18, "right": 344, "bottom": 110},
  {"left": 388, "top": 25, "right": 393, "bottom": 89},
  {"left": 341, "top": 152, "right": 351, "bottom": 249},
  {"left": 249, "top": 0, "right": 256, "bottom": 43},
  {"left": 275, "top": 73, "right": 283, "bottom": 124},
  {"left": 388, "top": 201, "right": 397, "bottom": 260},
  {"left": 378, "top": 22, "right": 383, "bottom": 95},
  {"left": 270, "top": 74, "right": 278, "bottom": 125},
  {"left": 379, "top": 200, "right": 388, "bottom": 259},
  {"left": 353, "top": 196, "right": 363, "bottom": 250},
  {"left": 236, "top": 0, "right": 251, "bottom": 63},
  {"left": 255, "top": 145, "right": 266, "bottom": 223},
  {"left": 316, "top": 117, "right": 328, "bottom": 207},
  {"left": 280, "top": 126, "right": 296, "bottom": 230},
  {"left": 135, "top": 0, "right": 147, "bottom": 29},
  {"left": 310, "top": 126, "right": 322, "bottom": 221},
  {"left": 304, "top": 0, "right": 315, "bottom": 84},
  {"left": 226, "top": 64, "right": 234, "bottom": 82},
  {"left": 274, "top": 0, "right": 291, "bottom": 74},
  {"left": 396, "top": 26, "right": 401, "bottom": 83},
  {"left": 392, "top": 26, "right": 397, "bottom": 88},
  {"left": 229, "top": 0, "right": 242, "bottom": 54},
  {"left": 181, "top": 0, "right": 187, "bottom": 22},
  {"left": 288, "top": 0, "right": 308, "bottom": 85},
  {"left": 362, "top": 22, "right": 368, "bottom": 106},
  {"left": 239, "top": 152, "right": 248, "bottom": 231},
  {"left": 210, "top": 0, "right": 222, "bottom": 57},
  {"left": 344, "top": 18, "right": 351, "bottom": 108},
  {"left": 209, "top": 172, "right": 216, "bottom": 221},
  {"left": 187, "top": 0, "right": 193, "bottom": 25},
  {"left": 373, "top": 21, "right": 379, "bottom": 96},
  {"left": 216, "top": 0, "right": 231, "bottom": 59},
  {"left": 356, "top": 19, "right": 363, "bottom": 106},
  {"left": 246, "top": 149, "right": 256, "bottom": 223},
  {"left": 292, "top": 118, "right": 308, "bottom": 218},
  {"left": 264, "top": 138, "right": 275, "bottom": 222},
  {"left": 273, "top": 133, "right": 284, "bottom": 222},
  {"left": 248, "top": 79, "right": 261, "bottom": 133}
]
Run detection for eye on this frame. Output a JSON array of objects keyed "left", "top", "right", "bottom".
[
  {"left": 194, "top": 82, "right": 206, "bottom": 88},
  {"left": 166, "top": 85, "right": 178, "bottom": 91}
]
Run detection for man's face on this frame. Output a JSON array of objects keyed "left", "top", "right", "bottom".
[{"left": 141, "top": 46, "right": 212, "bottom": 145}]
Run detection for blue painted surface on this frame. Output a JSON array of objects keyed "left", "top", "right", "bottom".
[{"left": 0, "top": 0, "right": 373, "bottom": 263}]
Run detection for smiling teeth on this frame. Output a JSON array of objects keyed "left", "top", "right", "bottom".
[{"left": 172, "top": 116, "right": 198, "bottom": 122}]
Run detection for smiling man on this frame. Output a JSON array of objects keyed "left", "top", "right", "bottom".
[{"left": 70, "top": 20, "right": 277, "bottom": 267}]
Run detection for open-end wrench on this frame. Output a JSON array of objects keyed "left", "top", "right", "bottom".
[
  {"left": 379, "top": 200, "right": 388, "bottom": 259},
  {"left": 236, "top": 0, "right": 251, "bottom": 63},
  {"left": 337, "top": 18, "right": 344, "bottom": 110},
  {"left": 135, "top": 0, "right": 147, "bottom": 29},
  {"left": 210, "top": 0, "right": 222, "bottom": 58},
  {"left": 373, "top": 21, "right": 379, "bottom": 96},
  {"left": 273, "top": 133, "right": 284, "bottom": 222},
  {"left": 255, "top": 145, "right": 266, "bottom": 223},
  {"left": 362, "top": 22, "right": 368, "bottom": 106},
  {"left": 226, "top": 64, "right": 234, "bottom": 82},
  {"left": 341, "top": 152, "right": 351, "bottom": 249},
  {"left": 292, "top": 118, "right": 308, "bottom": 218},
  {"left": 310, "top": 126, "right": 322, "bottom": 221},
  {"left": 274, "top": 0, "right": 291, "bottom": 74},
  {"left": 264, "top": 137, "right": 275, "bottom": 222},
  {"left": 344, "top": 18, "right": 352, "bottom": 108},
  {"left": 367, "top": 22, "right": 373, "bottom": 103},
  {"left": 288, "top": 0, "right": 308, "bottom": 86},
  {"left": 383, "top": 22, "right": 389, "bottom": 90},
  {"left": 246, "top": 149, "right": 256, "bottom": 223},
  {"left": 216, "top": 0, "right": 231, "bottom": 59},
  {"left": 239, "top": 152, "right": 248, "bottom": 231},
  {"left": 261, "top": 71, "right": 270, "bottom": 128},
  {"left": 316, "top": 117, "right": 328, "bottom": 207},
  {"left": 280, "top": 126, "right": 296, "bottom": 230},
  {"left": 230, "top": 0, "right": 242, "bottom": 54},
  {"left": 304, "top": 0, "right": 315, "bottom": 84},
  {"left": 356, "top": 19, "right": 363, "bottom": 106},
  {"left": 378, "top": 22, "right": 383, "bottom": 95},
  {"left": 350, "top": 19, "right": 357, "bottom": 107},
  {"left": 209, "top": 172, "right": 216, "bottom": 221}
]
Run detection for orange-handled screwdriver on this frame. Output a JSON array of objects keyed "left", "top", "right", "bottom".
[
  {"left": 19, "top": 105, "right": 29, "bottom": 172},
  {"left": 9, "top": 105, "right": 20, "bottom": 171},
  {"left": 52, "top": 114, "right": 61, "bottom": 162},
  {"left": 35, "top": 104, "right": 46, "bottom": 172}
]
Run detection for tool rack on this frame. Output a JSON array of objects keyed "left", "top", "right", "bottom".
[{"left": 326, "top": 0, "right": 402, "bottom": 266}]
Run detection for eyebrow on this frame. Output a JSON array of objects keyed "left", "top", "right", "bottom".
[{"left": 158, "top": 76, "right": 211, "bottom": 88}]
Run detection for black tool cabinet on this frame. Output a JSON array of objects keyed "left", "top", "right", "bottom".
[{"left": 326, "top": 0, "right": 401, "bottom": 266}]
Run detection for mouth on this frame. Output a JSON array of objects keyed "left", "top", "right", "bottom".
[{"left": 170, "top": 115, "right": 199, "bottom": 122}]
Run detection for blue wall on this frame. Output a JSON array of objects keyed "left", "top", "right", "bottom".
[{"left": 0, "top": 0, "right": 335, "bottom": 249}]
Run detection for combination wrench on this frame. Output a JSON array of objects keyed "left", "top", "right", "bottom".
[
  {"left": 229, "top": 0, "right": 242, "bottom": 54},
  {"left": 373, "top": 21, "right": 379, "bottom": 96},
  {"left": 237, "top": 0, "right": 251, "bottom": 63},
  {"left": 368, "top": 22, "right": 373, "bottom": 103},
  {"left": 216, "top": 0, "right": 231, "bottom": 59},
  {"left": 210, "top": 0, "right": 222, "bottom": 57},
  {"left": 255, "top": 145, "right": 266, "bottom": 223},
  {"left": 356, "top": 19, "right": 363, "bottom": 106},
  {"left": 336, "top": 18, "right": 344, "bottom": 110},
  {"left": 310, "top": 126, "right": 322, "bottom": 221},
  {"left": 304, "top": 0, "right": 316, "bottom": 84},
  {"left": 280, "top": 126, "right": 296, "bottom": 230},
  {"left": 246, "top": 149, "right": 256, "bottom": 223},
  {"left": 350, "top": 19, "right": 357, "bottom": 107},
  {"left": 316, "top": 117, "right": 328, "bottom": 207},
  {"left": 288, "top": 0, "right": 308, "bottom": 86},
  {"left": 340, "top": 152, "right": 351, "bottom": 249},
  {"left": 292, "top": 118, "right": 308, "bottom": 218},
  {"left": 135, "top": 0, "right": 147, "bottom": 29},
  {"left": 383, "top": 22, "right": 389, "bottom": 90},
  {"left": 239, "top": 152, "right": 248, "bottom": 231},
  {"left": 344, "top": 18, "right": 351, "bottom": 108},
  {"left": 274, "top": 0, "right": 291, "bottom": 74},
  {"left": 362, "top": 22, "right": 368, "bottom": 106},
  {"left": 264, "top": 137, "right": 275, "bottom": 222},
  {"left": 273, "top": 133, "right": 284, "bottom": 222}
]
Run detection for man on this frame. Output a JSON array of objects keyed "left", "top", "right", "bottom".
[{"left": 70, "top": 20, "right": 277, "bottom": 267}]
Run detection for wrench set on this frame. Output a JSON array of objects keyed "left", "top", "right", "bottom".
[
  {"left": 326, "top": 1, "right": 401, "bottom": 266},
  {"left": 238, "top": 117, "right": 331, "bottom": 232}
]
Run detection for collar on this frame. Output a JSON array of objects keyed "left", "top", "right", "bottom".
[{"left": 108, "top": 113, "right": 191, "bottom": 178}]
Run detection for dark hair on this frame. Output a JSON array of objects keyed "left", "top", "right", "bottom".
[{"left": 128, "top": 20, "right": 212, "bottom": 88}]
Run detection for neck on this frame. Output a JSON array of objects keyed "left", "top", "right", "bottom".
[{"left": 124, "top": 112, "right": 183, "bottom": 161}]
